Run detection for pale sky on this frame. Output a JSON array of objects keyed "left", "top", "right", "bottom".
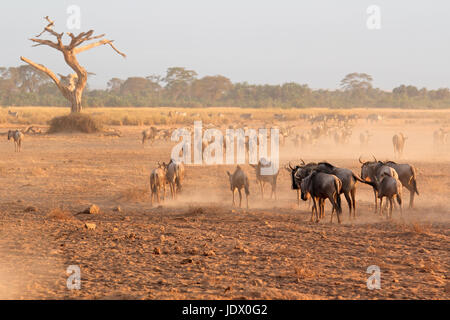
[{"left": 1, "top": 0, "right": 449, "bottom": 90}]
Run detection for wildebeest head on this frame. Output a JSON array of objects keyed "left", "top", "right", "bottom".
[
  {"left": 287, "top": 162, "right": 301, "bottom": 190},
  {"left": 300, "top": 171, "right": 315, "bottom": 201},
  {"left": 359, "top": 155, "right": 378, "bottom": 181},
  {"left": 7, "top": 130, "right": 13, "bottom": 140}
]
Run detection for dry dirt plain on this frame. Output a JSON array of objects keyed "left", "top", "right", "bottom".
[{"left": 0, "top": 110, "right": 449, "bottom": 300}]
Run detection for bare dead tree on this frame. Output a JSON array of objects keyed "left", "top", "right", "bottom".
[{"left": 20, "top": 16, "right": 126, "bottom": 113}]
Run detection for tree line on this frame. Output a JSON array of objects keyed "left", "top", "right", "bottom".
[{"left": 1, "top": 66, "right": 450, "bottom": 109}]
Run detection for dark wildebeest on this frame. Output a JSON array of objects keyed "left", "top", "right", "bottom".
[
  {"left": 360, "top": 157, "right": 401, "bottom": 212},
  {"left": 300, "top": 171, "right": 343, "bottom": 223},
  {"left": 375, "top": 175, "right": 403, "bottom": 219},
  {"left": 149, "top": 162, "right": 167, "bottom": 205},
  {"left": 8, "top": 130, "right": 24, "bottom": 152},
  {"left": 382, "top": 161, "right": 419, "bottom": 208},
  {"left": 315, "top": 162, "right": 377, "bottom": 220},
  {"left": 287, "top": 160, "right": 317, "bottom": 207},
  {"left": 142, "top": 127, "right": 159, "bottom": 144},
  {"left": 290, "top": 160, "right": 376, "bottom": 219},
  {"left": 226, "top": 165, "right": 250, "bottom": 209},
  {"left": 392, "top": 133, "right": 407, "bottom": 158},
  {"left": 250, "top": 158, "right": 278, "bottom": 199},
  {"left": 165, "top": 159, "right": 185, "bottom": 199}
]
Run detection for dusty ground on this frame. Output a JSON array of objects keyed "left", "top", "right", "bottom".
[{"left": 0, "top": 111, "right": 449, "bottom": 299}]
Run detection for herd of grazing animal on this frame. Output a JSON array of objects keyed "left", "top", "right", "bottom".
[
  {"left": 149, "top": 159, "right": 185, "bottom": 205},
  {"left": 285, "top": 157, "right": 419, "bottom": 223}
]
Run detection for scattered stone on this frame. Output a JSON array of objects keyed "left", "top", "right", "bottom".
[
  {"left": 88, "top": 204, "right": 100, "bottom": 214},
  {"left": 203, "top": 250, "right": 216, "bottom": 257},
  {"left": 113, "top": 227, "right": 119, "bottom": 232},
  {"left": 79, "top": 204, "right": 100, "bottom": 215},
  {"left": 367, "top": 246, "right": 377, "bottom": 254},
  {"left": 153, "top": 247, "right": 161, "bottom": 255},
  {"left": 113, "top": 206, "right": 122, "bottom": 212},
  {"left": 160, "top": 235, "right": 166, "bottom": 243},
  {"left": 252, "top": 279, "right": 264, "bottom": 286},
  {"left": 85, "top": 223, "right": 96, "bottom": 230},
  {"left": 174, "top": 246, "right": 183, "bottom": 254},
  {"left": 181, "top": 258, "right": 193, "bottom": 264},
  {"left": 188, "top": 247, "right": 199, "bottom": 255},
  {"left": 24, "top": 206, "right": 37, "bottom": 212}
]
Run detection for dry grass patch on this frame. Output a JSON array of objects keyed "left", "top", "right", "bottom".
[{"left": 48, "top": 113, "right": 103, "bottom": 133}]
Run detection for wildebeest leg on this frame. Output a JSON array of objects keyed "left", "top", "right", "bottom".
[
  {"left": 321, "top": 199, "right": 325, "bottom": 219},
  {"left": 388, "top": 197, "right": 393, "bottom": 220},
  {"left": 397, "top": 195, "right": 403, "bottom": 217},
  {"left": 379, "top": 197, "right": 383, "bottom": 216},
  {"left": 238, "top": 188, "right": 242, "bottom": 208},
  {"left": 344, "top": 192, "right": 352, "bottom": 220},
  {"left": 351, "top": 188, "right": 356, "bottom": 219},
  {"left": 329, "top": 198, "right": 334, "bottom": 223},
  {"left": 232, "top": 189, "right": 235, "bottom": 207},
  {"left": 156, "top": 186, "right": 161, "bottom": 204},
  {"left": 310, "top": 198, "right": 318, "bottom": 222},
  {"left": 314, "top": 197, "right": 320, "bottom": 223},
  {"left": 246, "top": 192, "right": 249, "bottom": 209},
  {"left": 296, "top": 190, "right": 300, "bottom": 207},
  {"left": 373, "top": 189, "right": 378, "bottom": 213}
]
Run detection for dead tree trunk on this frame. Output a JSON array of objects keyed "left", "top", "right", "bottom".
[{"left": 20, "top": 16, "right": 125, "bottom": 113}]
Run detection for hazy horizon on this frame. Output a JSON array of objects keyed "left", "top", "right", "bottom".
[{"left": 1, "top": 0, "right": 450, "bottom": 90}]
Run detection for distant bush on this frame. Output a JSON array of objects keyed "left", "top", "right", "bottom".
[{"left": 48, "top": 113, "right": 103, "bottom": 133}]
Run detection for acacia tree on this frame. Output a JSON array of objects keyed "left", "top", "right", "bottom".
[{"left": 20, "top": 16, "right": 126, "bottom": 113}]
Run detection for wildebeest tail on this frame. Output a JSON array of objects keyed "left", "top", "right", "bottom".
[
  {"left": 409, "top": 166, "right": 419, "bottom": 195},
  {"left": 352, "top": 173, "right": 377, "bottom": 189}
]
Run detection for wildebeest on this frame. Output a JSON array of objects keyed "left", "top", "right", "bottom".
[
  {"left": 367, "top": 114, "right": 382, "bottom": 124},
  {"left": 142, "top": 127, "right": 159, "bottom": 144},
  {"left": 8, "top": 110, "right": 19, "bottom": 118},
  {"left": 250, "top": 158, "right": 278, "bottom": 199},
  {"left": 290, "top": 160, "right": 375, "bottom": 219},
  {"left": 8, "top": 130, "right": 24, "bottom": 152},
  {"left": 240, "top": 113, "right": 253, "bottom": 120},
  {"left": 375, "top": 175, "right": 403, "bottom": 219},
  {"left": 287, "top": 160, "right": 317, "bottom": 207},
  {"left": 382, "top": 161, "right": 419, "bottom": 208},
  {"left": 433, "top": 128, "right": 448, "bottom": 146},
  {"left": 392, "top": 133, "right": 407, "bottom": 158},
  {"left": 359, "top": 130, "right": 372, "bottom": 147},
  {"left": 300, "top": 171, "right": 343, "bottom": 223},
  {"left": 360, "top": 157, "right": 403, "bottom": 212},
  {"left": 149, "top": 162, "right": 167, "bottom": 205},
  {"left": 226, "top": 165, "right": 250, "bottom": 208},
  {"left": 165, "top": 159, "right": 185, "bottom": 199}
]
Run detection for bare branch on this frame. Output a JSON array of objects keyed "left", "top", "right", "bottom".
[
  {"left": 73, "top": 39, "right": 126, "bottom": 58},
  {"left": 36, "top": 16, "right": 54, "bottom": 37},
  {"left": 34, "top": 16, "right": 64, "bottom": 48},
  {"left": 29, "top": 38, "right": 61, "bottom": 50},
  {"left": 20, "top": 56, "right": 61, "bottom": 87}
]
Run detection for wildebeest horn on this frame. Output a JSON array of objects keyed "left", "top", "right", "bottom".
[
  {"left": 372, "top": 155, "right": 377, "bottom": 162},
  {"left": 358, "top": 156, "right": 364, "bottom": 164},
  {"left": 300, "top": 159, "right": 305, "bottom": 165},
  {"left": 288, "top": 162, "right": 294, "bottom": 170}
]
